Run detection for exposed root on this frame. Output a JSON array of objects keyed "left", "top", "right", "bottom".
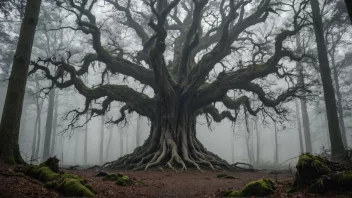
[{"left": 103, "top": 130, "right": 255, "bottom": 173}]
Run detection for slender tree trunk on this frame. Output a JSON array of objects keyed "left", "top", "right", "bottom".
[
  {"left": 136, "top": 116, "right": 141, "bottom": 147},
  {"left": 231, "top": 134, "right": 235, "bottom": 164},
  {"left": 83, "top": 75, "right": 88, "bottom": 165},
  {"left": 74, "top": 130, "right": 79, "bottom": 164},
  {"left": 331, "top": 54, "right": 348, "bottom": 148},
  {"left": 34, "top": 76, "right": 43, "bottom": 160},
  {"left": 310, "top": 0, "right": 346, "bottom": 160},
  {"left": 42, "top": 88, "right": 55, "bottom": 161},
  {"left": 255, "top": 116, "right": 260, "bottom": 164},
  {"left": 0, "top": 0, "right": 42, "bottom": 164},
  {"left": 83, "top": 112, "right": 88, "bottom": 165},
  {"left": 274, "top": 122, "right": 278, "bottom": 165},
  {"left": 31, "top": 97, "right": 39, "bottom": 160},
  {"left": 296, "top": 32, "right": 312, "bottom": 153},
  {"left": 50, "top": 91, "right": 59, "bottom": 156},
  {"left": 119, "top": 131, "right": 124, "bottom": 158},
  {"left": 99, "top": 116, "right": 105, "bottom": 165},
  {"left": 126, "top": 135, "right": 129, "bottom": 155},
  {"left": 295, "top": 99, "right": 304, "bottom": 153},
  {"left": 105, "top": 125, "right": 113, "bottom": 161}
]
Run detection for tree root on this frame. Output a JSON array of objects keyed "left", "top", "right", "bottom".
[{"left": 100, "top": 127, "right": 257, "bottom": 172}]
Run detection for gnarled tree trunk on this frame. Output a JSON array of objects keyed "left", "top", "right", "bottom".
[{"left": 104, "top": 99, "right": 234, "bottom": 171}]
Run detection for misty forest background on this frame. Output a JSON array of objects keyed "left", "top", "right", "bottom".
[{"left": 0, "top": 0, "right": 351, "bottom": 168}]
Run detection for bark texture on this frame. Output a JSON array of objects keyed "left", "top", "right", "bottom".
[
  {"left": 0, "top": 0, "right": 42, "bottom": 164},
  {"left": 310, "top": 0, "right": 345, "bottom": 160}
]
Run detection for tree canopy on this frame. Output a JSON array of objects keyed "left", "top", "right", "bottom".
[{"left": 29, "top": 0, "right": 313, "bottom": 171}]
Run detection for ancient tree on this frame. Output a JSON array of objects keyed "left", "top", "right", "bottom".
[
  {"left": 30, "top": 0, "right": 310, "bottom": 170},
  {"left": 0, "top": 0, "right": 42, "bottom": 164}
]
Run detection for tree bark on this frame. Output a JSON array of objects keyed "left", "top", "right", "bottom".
[
  {"left": 99, "top": 115, "right": 105, "bottom": 165},
  {"left": 42, "top": 88, "right": 55, "bottom": 161},
  {"left": 344, "top": 0, "right": 352, "bottom": 24},
  {"left": 310, "top": 0, "right": 346, "bottom": 160},
  {"left": 296, "top": 32, "right": 312, "bottom": 153},
  {"left": 50, "top": 90, "right": 59, "bottom": 156},
  {"left": 0, "top": 0, "right": 42, "bottom": 164},
  {"left": 331, "top": 53, "right": 348, "bottom": 149},
  {"left": 295, "top": 99, "right": 305, "bottom": 153}
]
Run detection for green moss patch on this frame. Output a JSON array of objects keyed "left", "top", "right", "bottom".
[
  {"left": 222, "top": 179, "right": 275, "bottom": 197},
  {"left": 24, "top": 158, "right": 96, "bottom": 197},
  {"left": 102, "top": 173, "right": 134, "bottom": 186},
  {"left": 115, "top": 175, "right": 133, "bottom": 186}
]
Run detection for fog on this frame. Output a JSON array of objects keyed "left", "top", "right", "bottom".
[
  {"left": 0, "top": 0, "right": 351, "bottom": 173},
  {"left": 1, "top": 81, "right": 349, "bottom": 168}
]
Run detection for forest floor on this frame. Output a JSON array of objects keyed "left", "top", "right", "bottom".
[{"left": 0, "top": 163, "right": 351, "bottom": 197}]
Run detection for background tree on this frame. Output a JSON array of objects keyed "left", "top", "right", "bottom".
[
  {"left": 310, "top": 0, "right": 345, "bottom": 160},
  {"left": 0, "top": 0, "right": 42, "bottom": 164}
]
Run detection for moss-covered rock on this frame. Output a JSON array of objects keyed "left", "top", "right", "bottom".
[
  {"left": 293, "top": 153, "right": 332, "bottom": 188},
  {"left": 96, "top": 171, "right": 109, "bottom": 177},
  {"left": 24, "top": 158, "right": 96, "bottom": 197},
  {"left": 103, "top": 173, "right": 123, "bottom": 181},
  {"left": 115, "top": 175, "right": 133, "bottom": 186},
  {"left": 292, "top": 153, "right": 352, "bottom": 194},
  {"left": 222, "top": 179, "right": 275, "bottom": 197}
]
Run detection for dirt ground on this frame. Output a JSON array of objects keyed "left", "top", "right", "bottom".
[{"left": 0, "top": 163, "right": 351, "bottom": 197}]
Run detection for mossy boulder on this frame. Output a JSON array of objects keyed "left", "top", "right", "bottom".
[
  {"left": 96, "top": 171, "right": 109, "bottom": 177},
  {"left": 115, "top": 175, "right": 133, "bottom": 186},
  {"left": 292, "top": 153, "right": 352, "bottom": 194},
  {"left": 293, "top": 153, "right": 332, "bottom": 188},
  {"left": 222, "top": 179, "right": 275, "bottom": 197},
  {"left": 24, "top": 158, "right": 96, "bottom": 197}
]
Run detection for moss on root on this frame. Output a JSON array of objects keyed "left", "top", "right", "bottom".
[
  {"left": 308, "top": 172, "right": 352, "bottom": 193},
  {"left": 24, "top": 158, "right": 96, "bottom": 197},
  {"left": 222, "top": 179, "right": 275, "bottom": 197}
]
